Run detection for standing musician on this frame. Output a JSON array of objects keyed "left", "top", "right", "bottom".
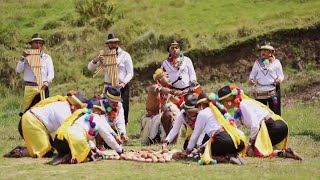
[
  {"left": 161, "top": 40, "right": 199, "bottom": 92},
  {"left": 249, "top": 41, "right": 284, "bottom": 115},
  {"left": 16, "top": 33, "right": 54, "bottom": 114},
  {"left": 88, "top": 33, "right": 133, "bottom": 125}
]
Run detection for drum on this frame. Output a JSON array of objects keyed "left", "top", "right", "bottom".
[{"left": 251, "top": 85, "right": 276, "bottom": 99}]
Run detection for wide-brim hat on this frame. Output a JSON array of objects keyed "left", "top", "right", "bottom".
[
  {"left": 90, "top": 98, "right": 104, "bottom": 112},
  {"left": 197, "top": 93, "right": 209, "bottom": 104},
  {"left": 66, "top": 91, "right": 89, "bottom": 108},
  {"left": 258, "top": 41, "right": 274, "bottom": 51},
  {"left": 104, "top": 86, "right": 123, "bottom": 102},
  {"left": 218, "top": 85, "right": 233, "bottom": 100},
  {"left": 105, "top": 33, "right": 120, "bottom": 44},
  {"left": 167, "top": 40, "right": 180, "bottom": 52},
  {"left": 181, "top": 95, "right": 199, "bottom": 112},
  {"left": 28, "top": 33, "right": 45, "bottom": 44}
]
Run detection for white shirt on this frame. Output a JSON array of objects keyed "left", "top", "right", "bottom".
[
  {"left": 161, "top": 56, "right": 197, "bottom": 89},
  {"left": 187, "top": 107, "right": 222, "bottom": 150},
  {"left": 16, "top": 53, "right": 54, "bottom": 83},
  {"left": 30, "top": 101, "right": 72, "bottom": 133},
  {"left": 239, "top": 99, "right": 271, "bottom": 140},
  {"left": 88, "top": 48, "right": 134, "bottom": 84},
  {"left": 249, "top": 59, "right": 284, "bottom": 85},
  {"left": 165, "top": 110, "right": 185, "bottom": 143},
  {"left": 101, "top": 101, "right": 126, "bottom": 135},
  {"left": 165, "top": 110, "right": 205, "bottom": 146},
  {"left": 74, "top": 114, "right": 122, "bottom": 153}
]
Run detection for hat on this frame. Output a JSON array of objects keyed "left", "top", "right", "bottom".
[
  {"left": 197, "top": 93, "right": 209, "bottom": 104},
  {"left": 167, "top": 40, "right": 180, "bottom": 52},
  {"left": 28, "top": 33, "right": 45, "bottom": 44},
  {"left": 181, "top": 95, "right": 199, "bottom": 112},
  {"left": 66, "top": 91, "right": 89, "bottom": 108},
  {"left": 258, "top": 41, "right": 274, "bottom": 51},
  {"left": 153, "top": 68, "right": 166, "bottom": 81},
  {"left": 105, "top": 33, "right": 120, "bottom": 44},
  {"left": 90, "top": 98, "right": 104, "bottom": 112},
  {"left": 104, "top": 86, "right": 123, "bottom": 102},
  {"left": 217, "top": 85, "right": 232, "bottom": 100}
]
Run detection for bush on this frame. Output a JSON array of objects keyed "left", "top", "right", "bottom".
[{"left": 74, "top": 0, "right": 116, "bottom": 30}]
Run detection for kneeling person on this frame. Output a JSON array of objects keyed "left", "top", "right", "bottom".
[
  {"left": 218, "top": 85, "right": 302, "bottom": 160},
  {"left": 50, "top": 101, "right": 123, "bottom": 165},
  {"left": 141, "top": 68, "right": 182, "bottom": 145}
]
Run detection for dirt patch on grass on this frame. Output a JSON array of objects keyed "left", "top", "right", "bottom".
[{"left": 131, "top": 24, "right": 320, "bottom": 102}]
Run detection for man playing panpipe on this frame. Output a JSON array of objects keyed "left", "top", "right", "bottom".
[
  {"left": 161, "top": 40, "right": 199, "bottom": 91},
  {"left": 141, "top": 68, "right": 183, "bottom": 145},
  {"left": 4, "top": 91, "right": 89, "bottom": 158},
  {"left": 16, "top": 33, "right": 54, "bottom": 113},
  {"left": 218, "top": 85, "right": 302, "bottom": 160},
  {"left": 88, "top": 33, "right": 133, "bottom": 125},
  {"left": 249, "top": 41, "right": 284, "bottom": 115}
]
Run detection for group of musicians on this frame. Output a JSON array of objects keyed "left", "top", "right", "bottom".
[{"left": 4, "top": 32, "right": 302, "bottom": 165}]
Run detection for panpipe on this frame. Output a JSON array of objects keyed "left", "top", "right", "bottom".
[
  {"left": 25, "top": 49, "right": 45, "bottom": 100},
  {"left": 93, "top": 49, "right": 119, "bottom": 86}
]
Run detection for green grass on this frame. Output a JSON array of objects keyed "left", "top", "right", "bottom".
[{"left": 0, "top": 96, "right": 319, "bottom": 179}]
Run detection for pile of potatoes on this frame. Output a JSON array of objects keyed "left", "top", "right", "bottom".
[{"left": 105, "top": 149, "right": 173, "bottom": 163}]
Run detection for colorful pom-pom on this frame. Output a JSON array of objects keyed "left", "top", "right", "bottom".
[
  {"left": 88, "top": 129, "right": 96, "bottom": 136},
  {"left": 231, "top": 89, "right": 238, "bottom": 95},
  {"left": 221, "top": 109, "right": 227, "bottom": 114},
  {"left": 230, "top": 120, "right": 237, "bottom": 127},
  {"left": 72, "top": 158, "right": 78, "bottom": 164},
  {"left": 198, "top": 160, "right": 204, "bottom": 165},
  {"left": 86, "top": 100, "right": 93, "bottom": 109},
  {"left": 93, "top": 126, "right": 99, "bottom": 131},
  {"left": 96, "top": 96, "right": 102, "bottom": 100},
  {"left": 273, "top": 101, "right": 279, "bottom": 105},
  {"left": 107, "top": 106, "right": 113, "bottom": 112},
  {"left": 210, "top": 160, "right": 218, "bottom": 165},
  {"left": 212, "top": 100, "right": 218, "bottom": 105},
  {"left": 83, "top": 109, "right": 88, "bottom": 114},
  {"left": 90, "top": 122, "right": 96, "bottom": 128},
  {"left": 100, "top": 94, "right": 106, "bottom": 99},
  {"left": 84, "top": 115, "right": 90, "bottom": 121},
  {"left": 89, "top": 114, "right": 94, "bottom": 122}
]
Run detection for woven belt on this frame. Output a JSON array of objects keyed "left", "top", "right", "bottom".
[
  {"left": 214, "top": 128, "right": 225, "bottom": 137},
  {"left": 25, "top": 81, "right": 38, "bottom": 86}
]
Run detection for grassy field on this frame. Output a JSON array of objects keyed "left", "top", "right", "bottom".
[
  {"left": 0, "top": 96, "right": 319, "bottom": 179},
  {"left": 1, "top": 67, "right": 320, "bottom": 179},
  {"left": 1, "top": 0, "right": 320, "bottom": 91},
  {"left": 1, "top": 0, "right": 320, "bottom": 179}
]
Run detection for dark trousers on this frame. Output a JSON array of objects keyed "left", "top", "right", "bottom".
[
  {"left": 265, "top": 119, "right": 288, "bottom": 146},
  {"left": 256, "top": 85, "right": 281, "bottom": 115},
  {"left": 211, "top": 131, "right": 245, "bottom": 156},
  {"left": 52, "top": 136, "right": 71, "bottom": 156},
  {"left": 121, "top": 84, "right": 130, "bottom": 125},
  {"left": 18, "top": 88, "right": 50, "bottom": 138},
  {"left": 183, "top": 134, "right": 210, "bottom": 150}
]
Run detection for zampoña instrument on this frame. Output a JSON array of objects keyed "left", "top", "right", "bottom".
[
  {"left": 93, "top": 49, "right": 119, "bottom": 86},
  {"left": 25, "top": 49, "right": 46, "bottom": 100}
]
